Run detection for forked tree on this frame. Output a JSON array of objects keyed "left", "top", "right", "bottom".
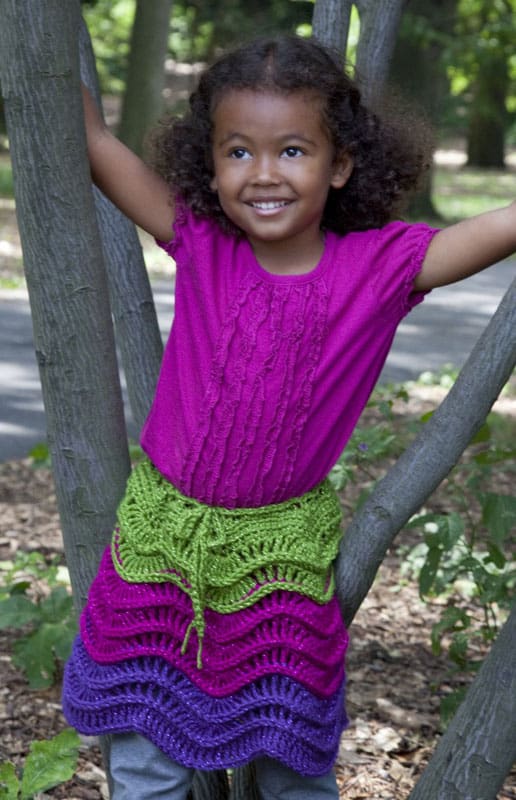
[{"left": 0, "top": 0, "right": 514, "bottom": 798}]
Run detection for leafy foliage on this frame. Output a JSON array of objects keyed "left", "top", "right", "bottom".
[
  {"left": 400, "top": 402, "right": 516, "bottom": 722},
  {"left": 0, "top": 729, "right": 80, "bottom": 800},
  {"left": 331, "top": 372, "right": 515, "bottom": 726},
  {"left": 0, "top": 552, "right": 77, "bottom": 689},
  {"left": 82, "top": 0, "right": 314, "bottom": 92}
]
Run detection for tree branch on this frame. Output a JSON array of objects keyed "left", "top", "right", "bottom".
[
  {"left": 336, "top": 277, "right": 516, "bottom": 626},
  {"left": 408, "top": 603, "right": 516, "bottom": 799}
]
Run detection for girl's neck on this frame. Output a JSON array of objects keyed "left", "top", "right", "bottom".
[{"left": 249, "top": 232, "right": 325, "bottom": 276}]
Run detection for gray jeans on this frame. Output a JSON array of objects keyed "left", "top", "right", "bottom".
[{"left": 109, "top": 733, "right": 339, "bottom": 800}]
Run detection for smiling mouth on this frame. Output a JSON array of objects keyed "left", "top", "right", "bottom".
[{"left": 247, "top": 200, "right": 292, "bottom": 214}]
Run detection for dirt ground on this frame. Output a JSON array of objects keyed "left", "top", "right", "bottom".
[{"left": 1, "top": 383, "right": 515, "bottom": 799}]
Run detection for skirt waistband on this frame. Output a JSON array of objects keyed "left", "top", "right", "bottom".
[{"left": 113, "top": 459, "right": 343, "bottom": 666}]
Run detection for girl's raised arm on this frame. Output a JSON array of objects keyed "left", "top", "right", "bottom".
[
  {"left": 414, "top": 201, "right": 516, "bottom": 291},
  {"left": 82, "top": 86, "right": 175, "bottom": 242}
]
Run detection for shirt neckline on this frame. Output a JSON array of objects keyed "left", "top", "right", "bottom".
[{"left": 244, "top": 232, "right": 336, "bottom": 285}]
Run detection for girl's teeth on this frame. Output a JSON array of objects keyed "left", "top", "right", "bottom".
[{"left": 252, "top": 201, "right": 288, "bottom": 209}]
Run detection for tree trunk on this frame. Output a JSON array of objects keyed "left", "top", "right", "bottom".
[
  {"left": 311, "top": 0, "right": 353, "bottom": 55},
  {"left": 0, "top": 0, "right": 130, "bottom": 610},
  {"left": 118, "top": 0, "right": 173, "bottom": 157},
  {"left": 78, "top": 20, "right": 164, "bottom": 432},
  {"left": 408, "top": 603, "right": 516, "bottom": 800},
  {"left": 466, "top": 52, "right": 508, "bottom": 168},
  {"left": 388, "top": 0, "right": 459, "bottom": 220},
  {"left": 354, "top": 0, "right": 407, "bottom": 104}
]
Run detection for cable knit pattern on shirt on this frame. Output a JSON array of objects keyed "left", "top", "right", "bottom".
[{"left": 141, "top": 203, "right": 437, "bottom": 507}]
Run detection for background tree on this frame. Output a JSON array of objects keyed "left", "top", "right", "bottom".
[
  {"left": 388, "top": 0, "right": 459, "bottom": 219},
  {"left": 117, "top": 0, "right": 174, "bottom": 156},
  {"left": 353, "top": 0, "right": 406, "bottom": 105},
  {"left": 1, "top": 0, "right": 515, "bottom": 798},
  {"left": 455, "top": 0, "right": 514, "bottom": 168}
]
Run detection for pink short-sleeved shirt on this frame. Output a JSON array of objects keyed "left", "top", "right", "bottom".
[{"left": 141, "top": 204, "right": 438, "bottom": 508}]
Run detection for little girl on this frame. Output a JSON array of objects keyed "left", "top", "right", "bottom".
[{"left": 63, "top": 34, "right": 515, "bottom": 800}]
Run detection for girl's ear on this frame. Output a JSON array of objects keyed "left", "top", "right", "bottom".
[
  {"left": 210, "top": 175, "right": 218, "bottom": 191},
  {"left": 330, "top": 152, "right": 353, "bottom": 189}
]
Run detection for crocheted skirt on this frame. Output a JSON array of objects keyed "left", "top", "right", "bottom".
[{"left": 63, "top": 459, "right": 349, "bottom": 776}]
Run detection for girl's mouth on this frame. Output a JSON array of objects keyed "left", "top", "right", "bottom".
[{"left": 248, "top": 200, "right": 291, "bottom": 214}]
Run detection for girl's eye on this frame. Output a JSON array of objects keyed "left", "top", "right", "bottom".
[
  {"left": 283, "top": 146, "right": 303, "bottom": 158},
  {"left": 230, "top": 148, "right": 251, "bottom": 160}
]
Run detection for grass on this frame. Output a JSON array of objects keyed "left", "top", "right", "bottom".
[{"left": 433, "top": 163, "right": 515, "bottom": 220}]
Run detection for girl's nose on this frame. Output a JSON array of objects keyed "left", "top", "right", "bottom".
[{"left": 251, "top": 155, "right": 280, "bottom": 185}]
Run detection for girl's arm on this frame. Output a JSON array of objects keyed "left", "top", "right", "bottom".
[
  {"left": 81, "top": 86, "right": 175, "bottom": 242},
  {"left": 414, "top": 201, "right": 516, "bottom": 291}
]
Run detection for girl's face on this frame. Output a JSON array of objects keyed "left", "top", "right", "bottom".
[{"left": 210, "top": 89, "right": 352, "bottom": 273}]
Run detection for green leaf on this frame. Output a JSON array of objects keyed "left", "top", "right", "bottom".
[
  {"left": 0, "top": 596, "right": 40, "bottom": 630},
  {"left": 419, "top": 547, "right": 441, "bottom": 597},
  {"left": 12, "top": 625, "right": 59, "bottom": 689},
  {"left": 8, "top": 582, "right": 31, "bottom": 596},
  {"left": 441, "top": 513, "right": 465, "bottom": 550},
  {"left": 52, "top": 620, "right": 78, "bottom": 662},
  {"left": 20, "top": 729, "right": 80, "bottom": 799},
  {"left": 0, "top": 762, "right": 20, "bottom": 800},
  {"left": 449, "top": 631, "right": 470, "bottom": 669},
  {"left": 406, "top": 511, "right": 440, "bottom": 530},
  {"left": 430, "top": 606, "right": 470, "bottom": 655},
  {"left": 474, "top": 448, "right": 516, "bottom": 466},
  {"left": 469, "top": 421, "right": 491, "bottom": 444},
  {"left": 28, "top": 442, "right": 51, "bottom": 468},
  {"left": 486, "top": 542, "right": 506, "bottom": 570},
  {"left": 40, "top": 586, "right": 74, "bottom": 623},
  {"left": 440, "top": 686, "right": 468, "bottom": 728},
  {"left": 481, "top": 493, "right": 516, "bottom": 545}
]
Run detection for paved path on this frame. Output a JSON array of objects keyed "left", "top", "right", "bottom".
[{"left": 0, "top": 260, "right": 513, "bottom": 462}]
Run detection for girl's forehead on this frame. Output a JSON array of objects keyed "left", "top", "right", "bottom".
[{"left": 211, "top": 89, "right": 327, "bottom": 134}]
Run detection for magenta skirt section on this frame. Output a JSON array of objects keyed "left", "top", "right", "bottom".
[{"left": 63, "top": 547, "right": 349, "bottom": 776}]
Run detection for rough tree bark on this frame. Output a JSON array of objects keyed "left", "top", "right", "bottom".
[
  {"left": 0, "top": 0, "right": 130, "bottom": 610},
  {"left": 78, "top": 20, "right": 163, "bottom": 432},
  {"left": 354, "top": 0, "right": 407, "bottom": 103},
  {"left": 409, "top": 602, "right": 516, "bottom": 800},
  {"left": 311, "top": 0, "right": 353, "bottom": 55},
  {"left": 118, "top": 0, "right": 174, "bottom": 156}
]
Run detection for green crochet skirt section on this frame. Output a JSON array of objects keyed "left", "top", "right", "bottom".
[{"left": 112, "top": 459, "right": 343, "bottom": 666}]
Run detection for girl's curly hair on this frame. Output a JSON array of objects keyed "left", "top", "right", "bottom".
[{"left": 149, "top": 35, "right": 431, "bottom": 235}]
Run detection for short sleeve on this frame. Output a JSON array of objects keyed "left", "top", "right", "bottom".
[
  {"left": 155, "top": 196, "right": 222, "bottom": 266},
  {"left": 367, "top": 221, "right": 439, "bottom": 319}
]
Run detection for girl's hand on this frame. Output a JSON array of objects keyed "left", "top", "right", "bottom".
[
  {"left": 81, "top": 85, "right": 175, "bottom": 242},
  {"left": 414, "top": 201, "right": 516, "bottom": 291}
]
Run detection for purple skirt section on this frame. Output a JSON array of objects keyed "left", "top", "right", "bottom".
[
  {"left": 64, "top": 639, "right": 347, "bottom": 776},
  {"left": 63, "top": 548, "right": 349, "bottom": 776}
]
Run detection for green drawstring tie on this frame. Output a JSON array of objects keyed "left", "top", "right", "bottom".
[
  {"left": 179, "top": 507, "right": 218, "bottom": 669},
  {"left": 112, "top": 459, "right": 344, "bottom": 671}
]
